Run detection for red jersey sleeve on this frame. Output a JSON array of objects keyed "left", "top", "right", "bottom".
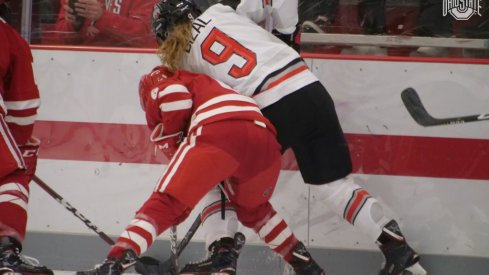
[
  {"left": 146, "top": 81, "right": 193, "bottom": 136},
  {"left": 53, "top": 0, "right": 85, "bottom": 44},
  {"left": 93, "top": 0, "right": 156, "bottom": 47},
  {"left": 144, "top": 79, "right": 193, "bottom": 158},
  {"left": 0, "top": 20, "right": 40, "bottom": 145}
]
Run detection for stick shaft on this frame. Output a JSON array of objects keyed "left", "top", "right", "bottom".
[
  {"left": 32, "top": 175, "right": 115, "bottom": 245},
  {"left": 176, "top": 214, "right": 201, "bottom": 256},
  {"left": 169, "top": 225, "right": 178, "bottom": 273}
]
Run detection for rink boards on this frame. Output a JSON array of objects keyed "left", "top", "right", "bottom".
[{"left": 26, "top": 47, "right": 489, "bottom": 267}]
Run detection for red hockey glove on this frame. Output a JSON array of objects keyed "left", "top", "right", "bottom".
[
  {"left": 150, "top": 123, "right": 183, "bottom": 159},
  {"left": 18, "top": 136, "right": 40, "bottom": 177}
]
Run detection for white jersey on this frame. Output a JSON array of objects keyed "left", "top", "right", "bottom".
[
  {"left": 236, "top": 0, "right": 298, "bottom": 34},
  {"left": 181, "top": 4, "right": 318, "bottom": 109}
]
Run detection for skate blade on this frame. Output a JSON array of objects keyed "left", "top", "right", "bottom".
[{"left": 403, "top": 262, "right": 427, "bottom": 275}]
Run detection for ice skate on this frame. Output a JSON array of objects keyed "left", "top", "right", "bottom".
[
  {"left": 0, "top": 237, "right": 53, "bottom": 275},
  {"left": 288, "top": 242, "right": 325, "bottom": 275},
  {"left": 179, "top": 232, "right": 245, "bottom": 275},
  {"left": 76, "top": 249, "right": 137, "bottom": 275},
  {"left": 377, "top": 220, "right": 427, "bottom": 275}
]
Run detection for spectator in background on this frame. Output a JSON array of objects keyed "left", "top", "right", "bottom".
[
  {"left": 54, "top": 0, "right": 157, "bottom": 47},
  {"left": 300, "top": 0, "right": 387, "bottom": 55},
  {"left": 358, "top": 0, "right": 386, "bottom": 34},
  {"left": 0, "top": 1, "right": 53, "bottom": 274},
  {"left": 461, "top": 4, "right": 489, "bottom": 58},
  {"left": 301, "top": 0, "right": 386, "bottom": 35},
  {"left": 300, "top": 0, "right": 338, "bottom": 33},
  {"left": 412, "top": 0, "right": 454, "bottom": 56},
  {"left": 415, "top": 0, "right": 453, "bottom": 37}
]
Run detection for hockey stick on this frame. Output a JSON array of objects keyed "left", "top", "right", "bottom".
[
  {"left": 135, "top": 214, "right": 202, "bottom": 275},
  {"left": 136, "top": 184, "right": 230, "bottom": 274},
  {"left": 401, "top": 87, "right": 489, "bottom": 127},
  {"left": 32, "top": 175, "right": 115, "bottom": 245},
  {"left": 32, "top": 175, "right": 164, "bottom": 269},
  {"left": 169, "top": 225, "right": 178, "bottom": 274}
]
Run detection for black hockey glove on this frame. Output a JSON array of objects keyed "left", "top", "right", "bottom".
[
  {"left": 218, "top": 0, "right": 240, "bottom": 9},
  {"left": 272, "top": 28, "right": 301, "bottom": 53},
  {"left": 0, "top": 2, "right": 11, "bottom": 24}
]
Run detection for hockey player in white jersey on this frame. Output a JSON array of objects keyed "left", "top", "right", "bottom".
[{"left": 151, "top": 0, "right": 427, "bottom": 274}]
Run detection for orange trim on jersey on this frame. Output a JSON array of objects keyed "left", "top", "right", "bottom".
[
  {"left": 262, "top": 65, "right": 309, "bottom": 92},
  {"left": 344, "top": 189, "right": 371, "bottom": 224}
]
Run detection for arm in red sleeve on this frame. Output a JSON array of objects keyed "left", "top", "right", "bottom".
[
  {"left": 54, "top": 0, "right": 86, "bottom": 44},
  {"left": 3, "top": 25, "right": 40, "bottom": 145},
  {"left": 146, "top": 81, "right": 193, "bottom": 158},
  {"left": 93, "top": 0, "right": 156, "bottom": 47}
]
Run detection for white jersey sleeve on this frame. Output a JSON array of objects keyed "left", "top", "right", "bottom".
[
  {"left": 235, "top": 0, "right": 267, "bottom": 26},
  {"left": 270, "top": 0, "right": 298, "bottom": 34},
  {"left": 182, "top": 4, "right": 317, "bottom": 108},
  {"left": 236, "top": 0, "right": 298, "bottom": 34}
]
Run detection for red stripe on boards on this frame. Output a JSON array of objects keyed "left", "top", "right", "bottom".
[
  {"left": 33, "top": 120, "right": 165, "bottom": 164},
  {"left": 33, "top": 120, "right": 489, "bottom": 180},
  {"left": 346, "top": 134, "right": 489, "bottom": 180}
]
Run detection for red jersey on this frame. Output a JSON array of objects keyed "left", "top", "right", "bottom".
[
  {"left": 140, "top": 66, "right": 276, "bottom": 145},
  {"left": 0, "top": 18, "right": 40, "bottom": 145},
  {"left": 54, "top": 0, "right": 158, "bottom": 47}
]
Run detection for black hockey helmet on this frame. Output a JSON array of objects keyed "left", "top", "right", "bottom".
[
  {"left": 152, "top": 0, "right": 201, "bottom": 43},
  {"left": 0, "top": 0, "right": 11, "bottom": 24}
]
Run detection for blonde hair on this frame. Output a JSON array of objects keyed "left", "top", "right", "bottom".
[{"left": 157, "top": 21, "right": 193, "bottom": 73}]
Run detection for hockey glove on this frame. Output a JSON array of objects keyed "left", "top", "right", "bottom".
[
  {"left": 0, "top": 2, "right": 12, "bottom": 24},
  {"left": 18, "top": 136, "right": 40, "bottom": 177},
  {"left": 272, "top": 28, "right": 301, "bottom": 53},
  {"left": 150, "top": 123, "right": 183, "bottom": 159}
]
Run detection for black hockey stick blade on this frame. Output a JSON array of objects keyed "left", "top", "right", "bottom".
[
  {"left": 135, "top": 215, "right": 202, "bottom": 275},
  {"left": 401, "top": 87, "right": 489, "bottom": 127},
  {"left": 136, "top": 256, "right": 176, "bottom": 275},
  {"left": 401, "top": 87, "right": 439, "bottom": 126}
]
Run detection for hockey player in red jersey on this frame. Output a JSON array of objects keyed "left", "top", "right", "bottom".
[
  {"left": 151, "top": 0, "right": 427, "bottom": 274},
  {"left": 0, "top": 2, "right": 54, "bottom": 274},
  {"left": 76, "top": 66, "right": 325, "bottom": 275}
]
